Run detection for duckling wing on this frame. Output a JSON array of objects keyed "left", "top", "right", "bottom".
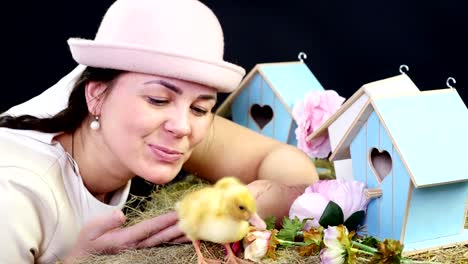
[
  {"left": 197, "top": 215, "right": 250, "bottom": 244},
  {"left": 176, "top": 188, "right": 222, "bottom": 240}
]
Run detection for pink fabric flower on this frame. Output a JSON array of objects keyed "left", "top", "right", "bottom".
[
  {"left": 289, "top": 179, "right": 369, "bottom": 230},
  {"left": 230, "top": 241, "right": 242, "bottom": 256},
  {"left": 242, "top": 230, "right": 272, "bottom": 262},
  {"left": 292, "top": 90, "right": 345, "bottom": 158}
]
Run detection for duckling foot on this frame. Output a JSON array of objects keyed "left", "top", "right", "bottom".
[
  {"left": 193, "top": 240, "right": 222, "bottom": 264},
  {"left": 223, "top": 244, "right": 252, "bottom": 264}
]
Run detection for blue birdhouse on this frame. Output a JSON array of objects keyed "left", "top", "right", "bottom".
[
  {"left": 307, "top": 73, "right": 420, "bottom": 181},
  {"left": 216, "top": 61, "right": 324, "bottom": 145},
  {"left": 329, "top": 88, "right": 468, "bottom": 252}
]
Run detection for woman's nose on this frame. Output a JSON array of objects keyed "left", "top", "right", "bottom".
[{"left": 164, "top": 109, "right": 191, "bottom": 137}]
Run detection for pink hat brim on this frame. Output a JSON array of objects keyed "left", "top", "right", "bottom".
[{"left": 68, "top": 38, "right": 246, "bottom": 93}]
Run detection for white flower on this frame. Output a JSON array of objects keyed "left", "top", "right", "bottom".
[
  {"left": 242, "top": 230, "right": 272, "bottom": 262},
  {"left": 320, "top": 225, "right": 353, "bottom": 264}
]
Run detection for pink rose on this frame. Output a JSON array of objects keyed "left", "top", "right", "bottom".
[
  {"left": 292, "top": 90, "right": 345, "bottom": 158},
  {"left": 289, "top": 179, "right": 369, "bottom": 231}
]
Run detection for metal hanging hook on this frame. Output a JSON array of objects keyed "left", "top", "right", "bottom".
[
  {"left": 399, "top": 64, "right": 409, "bottom": 74},
  {"left": 298, "top": 52, "right": 307, "bottom": 62},
  {"left": 446, "top": 77, "right": 456, "bottom": 89}
]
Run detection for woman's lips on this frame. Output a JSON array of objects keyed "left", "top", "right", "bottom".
[{"left": 149, "top": 144, "right": 183, "bottom": 163}]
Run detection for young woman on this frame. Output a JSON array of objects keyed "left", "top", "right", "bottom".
[{"left": 0, "top": 0, "right": 318, "bottom": 263}]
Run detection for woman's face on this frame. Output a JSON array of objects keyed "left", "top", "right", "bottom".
[{"left": 96, "top": 72, "right": 217, "bottom": 184}]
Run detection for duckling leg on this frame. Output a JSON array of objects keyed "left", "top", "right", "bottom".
[
  {"left": 223, "top": 244, "right": 252, "bottom": 264},
  {"left": 193, "top": 240, "right": 221, "bottom": 264}
]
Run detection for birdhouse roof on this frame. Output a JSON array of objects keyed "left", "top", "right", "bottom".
[
  {"left": 332, "top": 89, "right": 468, "bottom": 188},
  {"left": 306, "top": 73, "right": 420, "bottom": 143},
  {"left": 216, "top": 61, "right": 324, "bottom": 117}
]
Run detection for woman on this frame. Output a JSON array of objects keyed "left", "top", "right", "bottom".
[{"left": 0, "top": 0, "right": 318, "bottom": 263}]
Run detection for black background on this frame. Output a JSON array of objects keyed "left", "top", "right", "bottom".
[{"left": 2, "top": 0, "right": 467, "bottom": 112}]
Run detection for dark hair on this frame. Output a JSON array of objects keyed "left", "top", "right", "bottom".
[{"left": 0, "top": 67, "right": 124, "bottom": 133}]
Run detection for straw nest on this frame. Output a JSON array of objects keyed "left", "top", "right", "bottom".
[{"left": 77, "top": 174, "right": 468, "bottom": 264}]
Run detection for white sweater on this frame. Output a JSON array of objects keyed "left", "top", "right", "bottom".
[{"left": 0, "top": 128, "right": 131, "bottom": 263}]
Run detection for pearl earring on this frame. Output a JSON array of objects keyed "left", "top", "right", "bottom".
[{"left": 90, "top": 116, "right": 100, "bottom": 130}]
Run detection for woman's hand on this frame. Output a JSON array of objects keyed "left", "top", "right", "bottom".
[
  {"left": 247, "top": 179, "right": 308, "bottom": 228},
  {"left": 63, "top": 210, "right": 189, "bottom": 263}
]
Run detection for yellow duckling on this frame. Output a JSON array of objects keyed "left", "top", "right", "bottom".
[{"left": 176, "top": 176, "right": 266, "bottom": 264}]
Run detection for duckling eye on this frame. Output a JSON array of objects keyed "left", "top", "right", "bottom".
[{"left": 239, "top": 205, "right": 245, "bottom": 211}]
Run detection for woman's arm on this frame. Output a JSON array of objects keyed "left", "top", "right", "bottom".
[
  {"left": 0, "top": 167, "right": 56, "bottom": 263},
  {"left": 184, "top": 115, "right": 319, "bottom": 185}
]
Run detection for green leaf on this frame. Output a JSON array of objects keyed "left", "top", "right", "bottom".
[
  {"left": 344, "top": 210, "right": 366, "bottom": 231},
  {"left": 276, "top": 216, "right": 303, "bottom": 242},
  {"left": 319, "top": 201, "right": 344, "bottom": 227},
  {"left": 265, "top": 216, "right": 277, "bottom": 230}
]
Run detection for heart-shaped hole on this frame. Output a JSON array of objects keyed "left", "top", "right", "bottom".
[
  {"left": 370, "top": 148, "right": 392, "bottom": 182},
  {"left": 250, "top": 104, "right": 273, "bottom": 130}
]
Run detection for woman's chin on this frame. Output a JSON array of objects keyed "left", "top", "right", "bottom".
[{"left": 138, "top": 164, "right": 182, "bottom": 185}]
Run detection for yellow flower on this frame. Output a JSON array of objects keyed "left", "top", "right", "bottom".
[{"left": 370, "top": 239, "right": 404, "bottom": 264}]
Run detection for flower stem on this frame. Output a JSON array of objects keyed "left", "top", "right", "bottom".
[
  {"left": 351, "top": 241, "right": 378, "bottom": 253},
  {"left": 350, "top": 248, "right": 374, "bottom": 256},
  {"left": 276, "top": 239, "right": 308, "bottom": 247}
]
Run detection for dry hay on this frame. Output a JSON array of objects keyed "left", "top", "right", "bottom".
[
  {"left": 77, "top": 243, "right": 321, "bottom": 264},
  {"left": 78, "top": 175, "right": 468, "bottom": 264},
  {"left": 406, "top": 244, "right": 468, "bottom": 264},
  {"left": 123, "top": 175, "right": 210, "bottom": 227}
]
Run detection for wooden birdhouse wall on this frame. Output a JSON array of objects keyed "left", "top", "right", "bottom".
[
  {"left": 405, "top": 182, "right": 468, "bottom": 243},
  {"left": 288, "top": 122, "right": 298, "bottom": 146},
  {"left": 349, "top": 111, "right": 411, "bottom": 242},
  {"left": 231, "top": 74, "right": 294, "bottom": 143},
  {"left": 231, "top": 78, "right": 251, "bottom": 127}
]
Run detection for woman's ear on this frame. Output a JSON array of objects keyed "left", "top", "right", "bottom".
[{"left": 85, "top": 81, "right": 108, "bottom": 115}]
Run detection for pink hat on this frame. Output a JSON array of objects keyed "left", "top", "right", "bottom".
[{"left": 67, "top": 0, "right": 245, "bottom": 93}]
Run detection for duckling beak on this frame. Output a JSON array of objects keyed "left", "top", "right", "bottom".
[{"left": 248, "top": 213, "right": 267, "bottom": 230}]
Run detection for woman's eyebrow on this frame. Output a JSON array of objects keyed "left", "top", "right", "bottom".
[
  {"left": 198, "top": 94, "right": 217, "bottom": 101},
  {"left": 144, "top": 80, "right": 182, "bottom": 94},
  {"left": 144, "top": 79, "right": 216, "bottom": 100}
]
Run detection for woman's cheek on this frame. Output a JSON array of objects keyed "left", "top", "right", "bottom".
[{"left": 192, "top": 119, "right": 213, "bottom": 143}]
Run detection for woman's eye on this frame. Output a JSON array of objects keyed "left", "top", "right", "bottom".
[
  {"left": 191, "top": 106, "right": 208, "bottom": 116},
  {"left": 147, "top": 97, "right": 169, "bottom": 106}
]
